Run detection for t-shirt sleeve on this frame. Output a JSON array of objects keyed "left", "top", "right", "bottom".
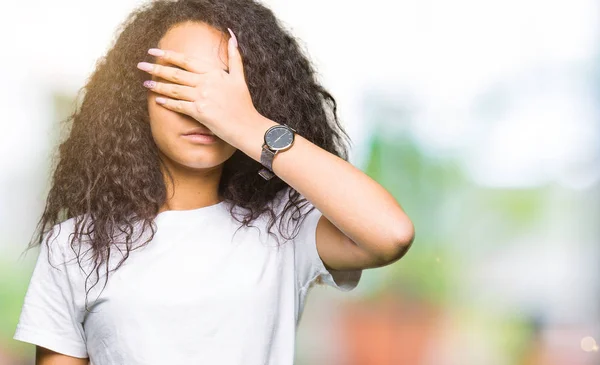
[
  {"left": 13, "top": 227, "right": 88, "bottom": 358},
  {"left": 294, "top": 202, "right": 362, "bottom": 293}
]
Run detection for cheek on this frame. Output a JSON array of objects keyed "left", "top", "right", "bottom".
[
  {"left": 146, "top": 94, "right": 237, "bottom": 166},
  {"left": 147, "top": 95, "right": 164, "bottom": 124},
  {"left": 148, "top": 105, "right": 171, "bottom": 146}
]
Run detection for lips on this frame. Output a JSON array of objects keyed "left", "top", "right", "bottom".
[{"left": 182, "top": 127, "right": 214, "bottom": 136}]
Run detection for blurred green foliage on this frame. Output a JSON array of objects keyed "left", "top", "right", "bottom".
[
  {"left": 361, "top": 114, "right": 546, "bottom": 307},
  {"left": 0, "top": 255, "right": 34, "bottom": 357},
  {"left": 362, "top": 124, "right": 466, "bottom": 304}
]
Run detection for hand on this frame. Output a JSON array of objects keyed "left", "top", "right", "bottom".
[{"left": 137, "top": 28, "right": 261, "bottom": 147}]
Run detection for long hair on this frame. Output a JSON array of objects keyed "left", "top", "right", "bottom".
[{"left": 25, "top": 0, "right": 351, "bottom": 310}]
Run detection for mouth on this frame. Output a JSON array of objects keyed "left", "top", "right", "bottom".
[
  {"left": 181, "top": 130, "right": 218, "bottom": 144},
  {"left": 182, "top": 127, "right": 214, "bottom": 136}
]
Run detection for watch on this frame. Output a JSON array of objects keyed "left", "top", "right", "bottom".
[{"left": 258, "top": 123, "right": 296, "bottom": 180}]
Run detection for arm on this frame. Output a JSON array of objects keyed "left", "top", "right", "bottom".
[
  {"left": 36, "top": 346, "right": 89, "bottom": 365},
  {"left": 136, "top": 40, "right": 413, "bottom": 269},
  {"left": 138, "top": 40, "right": 414, "bottom": 270},
  {"left": 236, "top": 116, "right": 415, "bottom": 271}
]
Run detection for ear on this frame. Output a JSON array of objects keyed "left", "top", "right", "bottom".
[{"left": 227, "top": 28, "right": 245, "bottom": 80}]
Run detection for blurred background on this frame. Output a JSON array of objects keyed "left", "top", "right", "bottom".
[{"left": 1, "top": 0, "right": 598, "bottom": 364}]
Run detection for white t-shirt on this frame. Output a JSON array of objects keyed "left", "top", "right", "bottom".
[{"left": 13, "top": 189, "right": 362, "bottom": 364}]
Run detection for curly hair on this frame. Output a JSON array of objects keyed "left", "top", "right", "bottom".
[{"left": 24, "top": 0, "right": 351, "bottom": 310}]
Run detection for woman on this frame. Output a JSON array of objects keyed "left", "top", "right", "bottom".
[{"left": 13, "top": 0, "right": 415, "bottom": 364}]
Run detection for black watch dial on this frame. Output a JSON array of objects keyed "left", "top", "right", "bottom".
[{"left": 265, "top": 126, "right": 294, "bottom": 150}]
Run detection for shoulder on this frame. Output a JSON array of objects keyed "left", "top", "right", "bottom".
[{"left": 38, "top": 215, "right": 90, "bottom": 264}]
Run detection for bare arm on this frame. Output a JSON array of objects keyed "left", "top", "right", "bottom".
[
  {"left": 237, "top": 116, "right": 415, "bottom": 270},
  {"left": 36, "top": 346, "right": 89, "bottom": 365}
]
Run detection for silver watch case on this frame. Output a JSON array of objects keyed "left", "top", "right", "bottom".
[{"left": 258, "top": 124, "right": 296, "bottom": 180}]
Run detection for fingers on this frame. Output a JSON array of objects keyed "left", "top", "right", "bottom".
[
  {"left": 154, "top": 97, "right": 196, "bottom": 116},
  {"left": 137, "top": 61, "right": 200, "bottom": 86},
  {"left": 147, "top": 48, "right": 229, "bottom": 74},
  {"left": 142, "top": 80, "right": 197, "bottom": 102},
  {"left": 227, "top": 28, "right": 245, "bottom": 80}
]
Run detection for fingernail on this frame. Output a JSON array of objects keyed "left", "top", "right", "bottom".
[
  {"left": 156, "top": 97, "right": 167, "bottom": 104},
  {"left": 143, "top": 80, "right": 156, "bottom": 88},
  {"left": 137, "top": 62, "right": 153, "bottom": 71},
  {"left": 227, "top": 28, "right": 238, "bottom": 48},
  {"left": 148, "top": 48, "right": 165, "bottom": 57}
]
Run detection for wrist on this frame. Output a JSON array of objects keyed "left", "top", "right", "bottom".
[{"left": 235, "top": 113, "right": 280, "bottom": 163}]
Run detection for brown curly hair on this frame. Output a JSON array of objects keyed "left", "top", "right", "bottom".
[{"left": 24, "top": 0, "right": 351, "bottom": 310}]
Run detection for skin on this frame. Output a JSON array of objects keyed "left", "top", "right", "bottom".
[
  {"left": 35, "top": 21, "right": 236, "bottom": 365},
  {"left": 149, "top": 22, "right": 238, "bottom": 213},
  {"left": 36, "top": 346, "right": 88, "bottom": 364},
  {"left": 36, "top": 20, "right": 416, "bottom": 365},
  {"left": 138, "top": 22, "right": 415, "bottom": 271}
]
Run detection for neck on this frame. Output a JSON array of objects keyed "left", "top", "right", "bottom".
[{"left": 158, "top": 160, "right": 223, "bottom": 213}]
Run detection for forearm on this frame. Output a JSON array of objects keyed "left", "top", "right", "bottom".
[{"left": 235, "top": 114, "right": 415, "bottom": 256}]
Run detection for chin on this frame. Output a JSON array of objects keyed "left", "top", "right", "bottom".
[
  {"left": 160, "top": 147, "right": 234, "bottom": 170},
  {"left": 168, "top": 154, "right": 222, "bottom": 170}
]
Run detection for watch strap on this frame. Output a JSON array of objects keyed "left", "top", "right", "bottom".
[
  {"left": 258, "top": 167, "right": 275, "bottom": 180},
  {"left": 259, "top": 144, "right": 276, "bottom": 180},
  {"left": 260, "top": 144, "right": 276, "bottom": 170}
]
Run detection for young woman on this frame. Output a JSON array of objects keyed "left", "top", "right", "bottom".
[{"left": 13, "top": 0, "right": 415, "bottom": 364}]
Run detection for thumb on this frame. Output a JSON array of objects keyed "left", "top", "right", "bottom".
[{"left": 227, "top": 28, "right": 245, "bottom": 80}]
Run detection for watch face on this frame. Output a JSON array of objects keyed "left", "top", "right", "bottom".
[{"left": 265, "top": 126, "right": 294, "bottom": 150}]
